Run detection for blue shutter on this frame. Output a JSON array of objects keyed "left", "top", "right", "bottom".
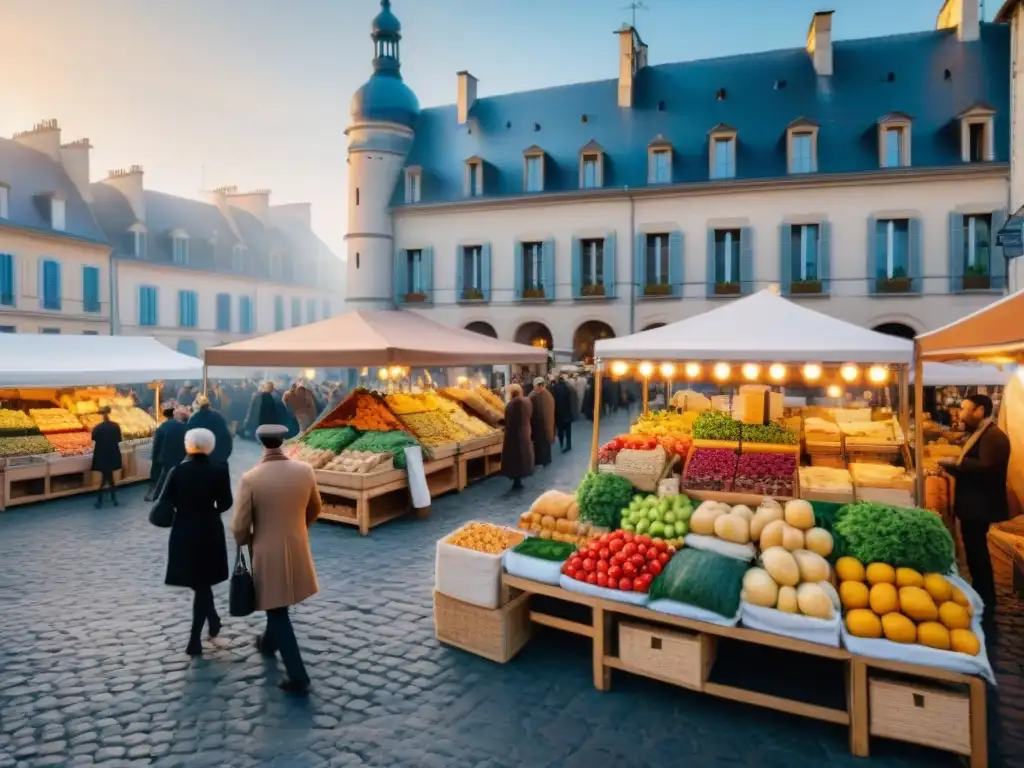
[
  {"left": 668, "top": 230, "right": 683, "bottom": 298},
  {"left": 51, "top": 261, "right": 62, "bottom": 310},
  {"left": 571, "top": 237, "right": 582, "bottom": 298},
  {"left": 393, "top": 249, "right": 407, "bottom": 305},
  {"left": 41, "top": 260, "right": 61, "bottom": 310},
  {"left": 542, "top": 238, "right": 555, "bottom": 300},
  {"left": 634, "top": 232, "right": 645, "bottom": 296},
  {"left": 178, "top": 290, "right": 186, "bottom": 327},
  {"left": 514, "top": 241, "right": 523, "bottom": 300},
  {"left": 455, "top": 245, "right": 464, "bottom": 300},
  {"left": 779, "top": 224, "right": 793, "bottom": 294},
  {"left": 705, "top": 228, "right": 716, "bottom": 297},
  {"left": 274, "top": 296, "right": 284, "bottom": 330},
  {"left": 0, "top": 254, "right": 13, "bottom": 306},
  {"left": 423, "top": 246, "right": 434, "bottom": 302},
  {"left": 481, "top": 242, "right": 492, "bottom": 302},
  {"left": 604, "top": 232, "right": 617, "bottom": 299},
  {"left": 138, "top": 287, "right": 145, "bottom": 325},
  {"left": 908, "top": 217, "right": 923, "bottom": 294},
  {"left": 241, "top": 296, "right": 253, "bottom": 333},
  {"left": 739, "top": 227, "right": 753, "bottom": 295},
  {"left": 867, "top": 216, "right": 878, "bottom": 295},
  {"left": 819, "top": 221, "right": 832, "bottom": 294},
  {"left": 153, "top": 288, "right": 159, "bottom": 327},
  {"left": 83, "top": 266, "right": 100, "bottom": 312},
  {"left": 216, "top": 294, "right": 229, "bottom": 331},
  {"left": 991, "top": 207, "right": 1008, "bottom": 290},
  {"left": 948, "top": 212, "right": 964, "bottom": 293}
]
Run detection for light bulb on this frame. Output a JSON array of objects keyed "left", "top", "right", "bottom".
[
  {"left": 638, "top": 361, "right": 654, "bottom": 378},
  {"left": 742, "top": 363, "right": 760, "bottom": 381},
  {"left": 610, "top": 360, "right": 629, "bottom": 377},
  {"left": 378, "top": 368, "right": 389, "bottom": 380},
  {"left": 685, "top": 363, "right": 701, "bottom": 378},
  {"left": 659, "top": 363, "right": 676, "bottom": 379},
  {"left": 840, "top": 364, "right": 859, "bottom": 383},
  {"left": 826, "top": 384, "right": 843, "bottom": 398},
  {"left": 803, "top": 363, "right": 822, "bottom": 382},
  {"left": 768, "top": 364, "right": 786, "bottom": 381},
  {"left": 868, "top": 365, "right": 888, "bottom": 384},
  {"left": 713, "top": 363, "right": 731, "bottom": 381}
]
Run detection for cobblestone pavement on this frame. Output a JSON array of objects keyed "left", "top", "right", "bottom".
[{"left": 1, "top": 409, "right": 1022, "bottom": 767}]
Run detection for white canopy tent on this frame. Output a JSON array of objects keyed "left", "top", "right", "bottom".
[
  {"left": 915, "top": 362, "right": 1015, "bottom": 387},
  {"left": 0, "top": 335, "right": 203, "bottom": 387},
  {"left": 595, "top": 290, "right": 914, "bottom": 364}
]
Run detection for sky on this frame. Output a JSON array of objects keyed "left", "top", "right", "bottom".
[{"left": 0, "top": 0, "right": 999, "bottom": 259}]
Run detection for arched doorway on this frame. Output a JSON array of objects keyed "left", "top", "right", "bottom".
[
  {"left": 465, "top": 321, "right": 498, "bottom": 338},
  {"left": 642, "top": 322, "right": 666, "bottom": 331},
  {"left": 872, "top": 322, "right": 916, "bottom": 340},
  {"left": 514, "top": 321, "right": 553, "bottom": 350},
  {"left": 573, "top": 321, "right": 615, "bottom": 363}
]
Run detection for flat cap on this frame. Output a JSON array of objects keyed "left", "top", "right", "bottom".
[
  {"left": 255, "top": 424, "right": 289, "bottom": 440},
  {"left": 533, "top": 377, "right": 545, "bottom": 386}
]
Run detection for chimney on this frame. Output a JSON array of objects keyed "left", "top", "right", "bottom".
[
  {"left": 936, "top": 0, "right": 979, "bottom": 42},
  {"left": 100, "top": 165, "right": 146, "bottom": 223},
  {"left": 270, "top": 202, "right": 312, "bottom": 229},
  {"left": 60, "top": 138, "right": 93, "bottom": 203},
  {"left": 806, "top": 11, "right": 834, "bottom": 77},
  {"left": 226, "top": 188, "right": 271, "bottom": 225},
  {"left": 203, "top": 186, "right": 245, "bottom": 241},
  {"left": 457, "top": 71, "right": 477, "bottom": 125},
  {"left": 13, "top": 119, "right": 62, "bottom": 162},
  {"left": 616, "top": 25, "right": 648, "bottom": 108}
]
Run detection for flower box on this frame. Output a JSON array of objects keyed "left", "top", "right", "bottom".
[
  {"left": 643, "top": 283, "right": 672, "bottom": 297},
  {"left": 522, "top": 288, "right": 546, "bottom": 300},
  {"left": 714, "top": 282, "right": 740, "bottom": 296},
  {"left": 580, "top": 284, "right": 606, "bottom": 297},
  {"left": 461, "top": 288, "right": 485, "bottom": 301},
  {"left": 404, "top": 292, "right": 428, "bottom": 303},
  {"left": 790, "top": 279, "right": 822, "bottom": 295},
  {"left": 875, "top": 277, "right": 912, "bottom": 294},
  {"left": 962, "top": 274, "right": 991, "bottom": 290}
]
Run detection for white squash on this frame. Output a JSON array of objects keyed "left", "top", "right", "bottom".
[
  {"left": 759, "top": 519, "right": 786, "bottom": 549},
  {"left": 796, "top": 582, "right": 835, "bottom": 619},
  {"left": 781, "top": 523, "right": 805, "bottom": 551},
  {"left": 690, "top": 502, "right": 729, "bottom": 535},
  {"left": 750, "top": 505, "right": 784, "bottom": 542},
  {"left": 792, "top": 549, "right": 831, "bottom": 583},
  {"left": 742, "top": 568, "right": 779, "bottom": 608},
  {"left": 783, "top": 499, "right": 816, "bottom": 531},
  {"left": 714, "top": 513, "right": 751, "bottom": 545},
  {"left": 804, "top": 527, "right": 834, "bottom": 558},
  {"left": 761, "top": 546, "right": 800, "bottom": 587},
  {"left": 776, "top": 585, "right": 799, "bottom": 613},
  {"left": 730, "top": 504, "right": 754, "bottom": 523}
]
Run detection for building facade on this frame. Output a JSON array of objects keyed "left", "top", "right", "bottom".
[
  {"left": 348, "top": 0, "right": 1015, "bottom": 361},
  {"left": 0, "top": 120, "right": 343, "bottom": 361}
]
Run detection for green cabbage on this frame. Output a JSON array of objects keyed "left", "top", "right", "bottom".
[{"left": 575, "top": 471, "right": 633, "bottom": 529}]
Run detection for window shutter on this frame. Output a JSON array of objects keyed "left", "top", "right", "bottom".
[
  {"left": 53, "top": 262, "right": 62, "bottom": 310},
  {"left": 604, "top": 232, "right": 616, "bottom": 298},
  {"left": 0, "top": 254, "right": 13, "bottom": 305},
  {"left": 866, "top": 216, "right": 878, "bottom": 295},
  {"left": 819, "top": 221, "right": 832, "bottom": 294},
  {"left": 178, "top": 290, "right": 185, "bottom": 327},
  {"left": 152, "top": 288, "right": 159, "bottom": 326},
  {"left": 705, "top": 228, "right": 716, "bottom": 298},
  {"left": 779, "top": 224, "right": 792, "bottom": 295},
  {"left": 597, "top": 154, "right": 604, "bottom": 188},
  {"left": 83, "top": 266, "right": 99, "bottom": 312},
  {"left": 463, "top": 163, "right": 471, "bottom": 197},
  {"left": 514, "top": 241, "right": 523, "bottom": 299},
  {"left": 571, "top": 237, "right": 582, "bottom": 298},
  {"left": 423, "top": 246, "right": 434, "bottom": 302},
  {"left": 669, "top": 230, "right": 683, "bottom": 297},
  {"left": 634, "top": 232, "right": 645, "bottom": 296},
  {"left": 648, "top": 152, "right": 655, "bottom": 184},
  {"left": 455, "top": 245, "right": 464, "bottom": 300},
  {"left": 908, "top": 217, "right": 923, "bottom": 294},
  {"left": 991, "top": 207, "right": 1008, "bottom": 290},
  {"left": 948, "top": 212, "right": 964, "bottom": 293},
  {"left": 739, "top": 227, "right": 754, "bottom": 295},
  {"left": 481, "top": 242, "right": 492, "bottom": 302},
  {"left": 393, "top": 249, "right": 407, "bottom": 305},
  {"left": 542, "top": 238, "right": 555, "bottom": 299}
]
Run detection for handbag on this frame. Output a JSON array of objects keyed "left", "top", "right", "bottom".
[
  {"left": 148, "top": 468, "right": 176, "bottom": 528},
  {"left": 229, "top": 545, "right": 257, "bottom": 617}
]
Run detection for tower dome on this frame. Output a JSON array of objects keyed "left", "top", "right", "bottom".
[{"left": 350, "top": 0, "right": 420, "bottom": 129}]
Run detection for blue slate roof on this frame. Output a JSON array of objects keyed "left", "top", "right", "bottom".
[
  {"left": 394, "top": 24, "right": 1010, "bottom": 207},
  {"left": 0, "top": 137, "right": 107, "bottom": 244}
]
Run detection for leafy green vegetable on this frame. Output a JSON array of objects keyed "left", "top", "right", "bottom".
[
  {"left": 575, "top": 472, "right": 633, "bottom": 529},
  {"left": 740, "top": 422, "right": 798, "bottom": 445},
  {"left": 834, "top": 501, "right": 955, "bottom": 574},
  {"left": 301, "top": 426, "right": 360, "bottom": 453},
  {"left": 692, "top": 411, "right": 741, "bottom": 441},
  {"left": 649, "top": 548, "right": 748, "bottom": 617},
  {"left": 513, "top": 538, "right": 576, "bottom": 562},
  {"left": 346, "top": 430, "right": 426, "bottom": 469}
]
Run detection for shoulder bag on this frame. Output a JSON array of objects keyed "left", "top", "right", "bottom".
[
  {"left": 230, "top": 544, "right": 257, "bottom": 617},
  {"left": 148, "top": 468, "right": 176, "bottom": 528}
]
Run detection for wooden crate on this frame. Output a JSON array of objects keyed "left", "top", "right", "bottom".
[
  {"left": 618, "top": 621, "right": 716, "bottom": 692},
  {"left": 315, "top": 465, "right": 404, "bottom": 491},
  {"left": 456, "top": 447, "right": 488, "bottom": 491},
  {"left": 424, "top": 456, "right": 458, "bottom": 496},
  {"left": 434, "top": 589, "right": 533, "bottom": 663},
  {"left": 868, "top": 675, "right": 971, "bottom": 756}
]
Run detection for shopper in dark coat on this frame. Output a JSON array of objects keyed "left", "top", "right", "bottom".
[
  {"left": 187, "top": 395, "right": 233, "bottom": 465},
  {"left": 244, "top": 382, "right": 281, "bottom": 438},
  {"left": 939, "top": 394, "right": 1012, "bottom": 623},
  {"left": 145, "top": 405, "right": 177, "bottom": 502},
  {"left": 501, "top": 384, "right": 534, "bottom": 490},
  {"left": 582, "top": 376, "right": 596, "bottom": 421},
  {"left": 528, "top": 378, "right": 555, "bottom": 468},
  {"left": 90, "top": 407, "right": 123, "bottom": 508},
  {"left": 552, "top": 376, "right": 574, "bottom": 453},
  {"left": 150, "top": 410, "right": 188, "bottom": 500},
  {"left": 161, "top": 427, "right": 234, "bottom": 656}
]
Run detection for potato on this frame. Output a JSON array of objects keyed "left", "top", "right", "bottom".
[
  {"left": 761, "top": 546, "right": 800, "bottom": 587},
  {"left": 759, "top": 519, "right": 786, "bottom": 549},
  {"left": 715, "top": 513, "right": 751, "bottom": 544},
  {"left": 804, "top": 527, "right": 834, "bottom": 558},
  {"left": 742, "top": 567, "right": 779, "bottom": 607},
  {"left": 792, "top": 549, "right": 831, "bottom": 583},
  {"left": 784, "top": 499, "right": 816, "bottom": 531},
  {"left": 781, "top": 523, "right": 805, "bottom": 551},
  {"left": 750, "top": 505, "right": 784, "bottom": 542}
]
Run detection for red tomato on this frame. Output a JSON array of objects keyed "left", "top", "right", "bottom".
[
  {"left": 636, "top": 543, "right": 648, "bottom": 555},
  {"left": 619, "top": 577, "right": 634, "bottom": 591},
  {"left": 607, "top": 565, "right": 622, "bottom": 580},
  {"left": 647, "top": 560, "right": 663, "bottom": 577},
  {"left": 630, "top": 554, "right": 646, "bottom": 568},
  {"left": 608, "top": 538, "right": 624, "bottom": 553},
  {"left": 622, "top": 532, "right": 635, "bottom": 543},
  {"left": 610, "top": 553, "right": 625, "bottom": 567},
  {"left": 605, "top": 577, "right": 619, "bottom": 590},
  {"left": 637, "top": 534, "right": 652, "bottom": 547},
  {"left": 639, "top": 573, "right": 654, "bottom": 590},
  {"left": 586, "top": 572, "right": 598, "bottom": 585},
  {"left": 574, "top": 570, "right": 587, "bottom": 581},
  {"left": 599, "top": 548, "right": 610, "bottom": 560},
  {"left": 666, "top": 545, "right": 677, "bottom": 555},
  {"left": 596, "top": 574, "right": 609, "bottom": 588},
  {"left": 633, "top": 577, "right": 646, "bottom": 592},
  {"left": 611, "top": 529, "right": 624, "bottom": 540},
  {"left": 623, "top": 560, "right": 637, "bottom": 577},
  {"left": 646, "top": 548, "right": 659, "bottom": 561},
  {"left": 565, "top": 567, "right": 577, "bottom": 579},
  {"left": 658, "top": 552, "right": 671, "bottom": 566},
  {"left": 622, "top": 543, "right": 637, "bottom": 558},
  {"left": 596, "top": 560, "right": 608, "bottom": 573},
  {"left": 582, "top": 558, "right": 596, "bottom": 573},
  {"left": 569, "top": 556, "right": 583, "bottom": 570},
  {"left": 653, "top": 538, "right": 667, "bottom": 551},
  {"left": 599, "top": 534, "right": 610, "bottom": 545}
]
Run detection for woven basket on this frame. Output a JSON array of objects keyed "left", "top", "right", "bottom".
[
  {"left": 868, "top": 675, "right": 971, "bottom": 755},
  {"left": 618, "top": 621, "right": 715, "bottom": 692},
  {"left": 615, "top": 445, "right": 666, "bottom": 475},
  {"left": 433, "top": 590, "right": 532, "bottom": 664}
]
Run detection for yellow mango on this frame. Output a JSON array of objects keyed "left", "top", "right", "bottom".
[
  {"left": 923, "top": 573, "right": 953, "bottom": 604},
  {"left": 881, "top": 613, "right": 917, "bottom": 644},
  {"left": 866, "top": 562, "right": 896, "bottom": 586},
  {"left": 846, "top": 609, "right": 883, "bottom": 639},
  {"left": 938, "top": 602, "right": 971, "bottom": 630},
  {"left": 917, "top": 621, "right": 951, "bottom": 651},
  {"left": 895, "top": 568, "right": 924, "bottom": 588},
  {"left": 950, "top": 629, "right": 981, "bottom": 656},
  {"left": 836, "top": 557, "right": 866, "bottom": 583},
  {"left": 840, "top": 581, "right": 870, "bottom": 611},
  {"left": 898, "top": 586, "right": 938, "bottom": 622},
  {"left": 951, "top": 586, "right": 971, "bottom": 608},
  {"left": 869, "top": 583, "right": 899, "bottom": 615}
]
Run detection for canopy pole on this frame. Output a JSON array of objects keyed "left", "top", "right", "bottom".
[
  {"left": 913, "top": 348, "right": 925, "bottom": 504},
  {"left": 153, "top": 382, "right": 162, "bottom": 424},
  {"left": 898, "top": 364, "right": 909, "bottom": 444},
  {"left": 202, "top": 363, "right": 209, "bottom": 395},
  {"left": 641, "top": 377, "right": 649, "bottom": 414},
  {"left": 589, "top": 363, "right": 604, "bottom": 472}
]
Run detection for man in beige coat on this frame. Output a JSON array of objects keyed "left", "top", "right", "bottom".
[{"left": 231, "top": 423, "right": 322, "bottom": 694}]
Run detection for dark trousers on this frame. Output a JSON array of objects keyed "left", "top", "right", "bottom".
[
  {"left": 190, "top": 585, "right": 219, "bottom": 644},
  {"left": 263, "top": 607, "right": 309, "bottom": 685},
  {"left": 557, "top": 422, "right": 572, "bottom": 451},
  {"left": 95, "top": 470, "right": 116, "bottom": 503},
  {"left": 960, "top": 519, "right": 996, "bottom": 616}
]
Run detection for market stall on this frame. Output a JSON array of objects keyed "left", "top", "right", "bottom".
[
  {"left": 0, "top": 335, "right": 202, "bottom": 509},
  {"left": 204, "top": 309, "right": 546, "bottom": 534}
]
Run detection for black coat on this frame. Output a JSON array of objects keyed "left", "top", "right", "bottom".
[
  {"left": 163, "top": 455, "right": 233, "bottom": 588},
  {"left": 187, "top": 407, "right": 233, "bottom": 464},
  {"left": 90, "top": 420, "right": 123, "bottom": 472},
  {"left": 945, "top": 423, "right": 1012, "bottom": 524},
  {"left": 153, "top": 419, "right": 188, "bottom": 468},
  {"left": 552, "top": 381, "right": 574, "bottom": 426},
  {"left": 244, "top": 391, "right": 280, "bottom": 435},
  {"left": 582, "top": 380, "right": 596, "bottom": 422}
]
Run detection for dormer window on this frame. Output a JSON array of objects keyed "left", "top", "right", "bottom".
[
  {"left": 232, "top": 244, "right": 245, "bottom": 272},
  {"left": 958, "top": 104, "right": 995, "bottom": 163},
  {"left": 404, "top": 166, "right": 422, "bottom": 204},
  {"left": 523, "top": 146, "right": 545, "bottom": 193},
  {"left": 0, "top": 185, "right": 8, "bottom": 219},
  {"left": 464, "top": 157, "right": 484, "bottom": 197},
  {"left": 50, "top": 197, "right": 66, "bottom": 232},
  {"left": 578, "top": 141, "right": 604, "bottom": 189},
  {"left": 877, "top": 113, "right": 912, "bottom": 168},
  {"left": 648, "top": 136, "right": 673, "bottom": 184},
  {"left": 131, "top": 226, "right": 147, "bottom": 258},
  {"left": 171, "top": 232, "right": 189, "bottom": 265},
  {"left": 787, "top": 118, "right": 818, "bottom": 174},
  {"left": 708, "top": 124, "right": 737, "bottom": 180}
]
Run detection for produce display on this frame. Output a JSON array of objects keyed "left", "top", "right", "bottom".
[
  {"left": 517, "top": 490, "right": 598, "bottom": 546},
  {"left": 0, "top": 408, "right": 40, "bottom": 436},
  {"left": 740, "top": 422, "right": 798, "bottom": 445},
  {"left": 799, "top": 466, "right": 853, "bottom": 493},
  {"left": 397, "top": 411, "right": 470, "bottom": 446},
  {"left": 0, "top": 435, "right": 55, "bottom": 457},
  {"left": 620, "top": 493, "right": 691, "bottom": 546},
  {"left": 631, "top": 409, "right": 698, "bottom": 436},
  {"left": 431, "top": 395, "right": 497, "bottom": 437},
  {"left": 832, "top": 501, "right": 955, "bottom": 575},
  {"left": 440, "top": 387, "right": 503, "bottom": 425},
  {"left": 575, "top": 471, "right": 634, "bottom": 530},
  {"left": 648, "top": 548, "right": 748, "bottom": 617},
  {"left": 692, "top": 411, "right": 741, "bottom": 441},
  {"left": 300, "top": 426, "right": 360, "bottom": 453},
  {"left": 319, "top": 390, "right": 405, "bottom": 432},
  {"left": 475, "top": 385, "right": 506, "bottom": 413},
  {"left": 839, "top": 560, "right": 980, "bottom": 655},
  {"left": 45, "top": 432, "right": 93, "bottom": 456},
  {"left": 29, "top": 408, "right": 85, "bottom": 435},
  {"left": 385, "top": 393, "right": 435, "bottom": 415},
  {"left": 284, "top": 443, "right": 335, "bottom": 469},
  {"left": 598, "top": 433, "right": 690, "bottom": 466},
  {"left": 446, "top": 522, "right": 522, "bottom": 554},
  {"left": 848, "top": 462, "right": 913, "bottom": 489},
  {"left": 322, "top": 450, "right": 393, "bottom": 474},
  {"left": 733, "top": 452, "right": 796, "bottom": 496},
  {"left": 683, "top": 448, "right": 738, "bottom": 491},
  {"left": 80, "top": 407, "right": 156, "bottom": 439},
  {"left": 669, "top": 390, "right": 711, "bottom": 412},
  {"left": 346, "top": 430, "right": 423, "bottom": 469},
  {"left": 512, "top": 538, "right": 577, "bottom": 562},
  {"left": 840, "top": 420, "right": 896, "bottom": 443},
  {"left": 562, "top": 530, "right": 677, "bottom": 593}
]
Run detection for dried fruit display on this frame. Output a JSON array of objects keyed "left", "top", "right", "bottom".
[
  {"left": 80, "top": 408, "right": 155, "bottom": 439},
  {"left": 46, "top": 432, "right": 93, "bottom": 456},
  {"left": 385, "top": 393, "right": 435, "bottom": 415},
  {"left": 283, "top": 443, "right": 334, "bottom": 468},
  {"left": 432, "top": 396, "right": 496, "bottom": 437},
  {"left": 397, "top": 411, "right": 469, "bottom": 446},
  {"left": 0, "top": 409, "right": 40, "bottom": 436},
  {"left": 29, "top": 408, "right": 85, "bottom": 435},
  {"left": 0, "top": 435, "right": 55, "bottom": 457},
  {"left": 319, "top": 390, "right": 405, "bottom": 432},
  {"left": 446, "top": 522, "right": 521, "bottom": 554},
  {"left": 439, "top": 387, "right": 503, "bottom": 425},
  {"left": 323, "top": 450, "right": 393, "bottom": 474}
]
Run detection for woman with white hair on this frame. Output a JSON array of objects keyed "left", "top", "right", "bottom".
[{"left": 158, "top": 426, "right": 234, "bottom": 656}]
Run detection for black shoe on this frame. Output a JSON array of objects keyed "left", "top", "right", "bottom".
[
  {"left": 209, "top": 617, "right": 222, "bottom": 639},
  {"left": 185, "top": 641, "right": 203, "bottom": 657},
  {"left": 278, "top": 679, "right": 310, "bottom": 695},
  {"left": 255, "top": 635, "right": 276, "bottom": 656}
]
